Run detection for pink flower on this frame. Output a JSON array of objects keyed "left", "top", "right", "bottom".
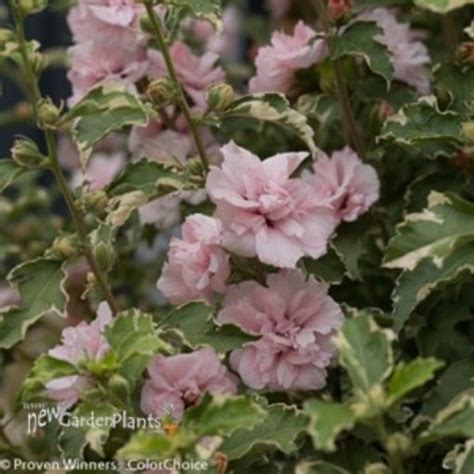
[
  {"left": 357, "top": 8, "right": 431, "bottom": 94},
  {"left": 206, "top": 142, "right": 337, "bottom": 268},
  {"left": 67, "top": 41, "right": 147, "bottom": 104},
  {"left": 46, "top": 303, "right": 113, "bottom": 407},
  {"left": 306, "top": 147, "right": 380, "bottom": 223},
  {"left": 217, "top": 270, "right": 343, "bottom": 391},
  {"left": 249, "top": 21, "right": 328, "bottom": 94},
  {"left": 140, "top": 347, "right": 238, "bottom": 421},
  {"left": 71, "top": 152, "right": 126, "bottom": 190},
  {"left": 139, "top": 195, "right": 182, "bottom": 231},
  {"left": 157, "top": 214, "right": 231, "bottom": 305},
  {"left": 148, "top": 41, "right": 225, "bottom": 108}
]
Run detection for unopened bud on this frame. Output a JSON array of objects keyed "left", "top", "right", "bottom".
[
  {"left": 386, "top": 433, "right": 411, "bottom": 457},
  {"left": 139, "top": 14, "right": 153, "bottom": 34},
  {"left": 18, "top": 0, "right": 48, "bottom": 15},
  {"left": 328, "top": 0, "right": 352, "bottom": 21},
  {"left": 52, "top": 234, "right": 81, "bottom": 260},
  {"left": 207, "top": 83, "right": 235, "bottom": 111},
  {"left": 187, "top": 157, "right": 205, "bottom": 176},
  {"left": 146, "top": 78, "right": 176, "bottom": 105},
  {"left": 0, "top": 28, "right": 15, "bottom": 45},
  {"left": 84, "top": 189, "right": 108, "bottom": 214},
  {"left": 93, "top": 242, "right": 115, "bottom": 272},
  {"left": 462, "top": 122, "right": 474, "bottom": 143},
  {"left": 109, "top": 374, "right": 130, "bottom": 402},
  {"left": 37, "top": 98, "right": 60, "bottom": 128},
  {"left": 363, "top": 463, "right": 390, "bottom": 474},
  {"left": 11, "top": 137, "right": 47, "bottom": 168},
  {"left": 456, "top": 42, "right": 474, "bottom": 66}
]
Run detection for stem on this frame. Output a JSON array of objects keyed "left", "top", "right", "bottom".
[
  {"left": 373, "top": 416, "right": 406, "bottom": 474},
  {"left": 312, "top": 0, "right": 367, "bottom": 160},
  {"left": 9, "top": 0, "right": 119, "bottom": 315},
  {"left": 442, "top": 13, "right": 458, "bottom": 59},
  {"left": 144, "top": 1, "right": 210, "bottom": 172}
]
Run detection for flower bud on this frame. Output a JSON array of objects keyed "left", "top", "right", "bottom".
[
  {"left": 139, "top": 14, "right": 153, "bottom": 34},
  {"left": 363, "top": 463, "right": 390, "bottom": 474},
  {"left": 146, "top": 78, "right": 176, "bottom": 105},
  {"left": 206, "top": 83, "right": 235, "bottom": 111},
  {"left": 93, "top": 242, "right": 116, "bottom": 272},
  {"left": 84, "top": 189, "right": 108, "bottom": 214},
  {"left": 51, "top": 234, "right": 82, "bottom": 260},
  {"left": 386, "top": 433, "right": 411, "bottom": 458},
  {"left": 11, "top": 137, "right": 47, "bottom": 168},
  {"left": 37, "top": 98, "right": 60, "bottom": 128},
  {"left": 462, "top": 122, "right": 474, "bottom": 143},
  {"left": 18, "top": 0, "right": 48, "bottom": 15},
  {"left": 456, "top": 42, "right": 474, "bottom": 66}
]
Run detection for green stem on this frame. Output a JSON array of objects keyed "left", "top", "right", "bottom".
[
  {"left": 144, "top": 1, "right": 210, "bottom": 172},
  {"left": 442, "top": 13, "right": 458, "bottom": 59},
  {"left": 373, "top": 416, "right": 406, "bottom": 474},
  {"left": 312, "top": 0, "right": 367, "bottom": 161},
  {"left": 8, "top": 0, "right": 119, "bottom": 315}
]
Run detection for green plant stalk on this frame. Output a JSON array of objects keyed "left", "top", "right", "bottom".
[
  {"left": 373, "top": 415, "right": 406, "bottom": 474},
  {"left": 312, "top": 0, "right": 367, "bottom": 161},
  {"left": 144, "top": 1, "right": 210, "bottom": 172},
  {"left": 8, "top": 0, "right": 119, "bottom": 315}
]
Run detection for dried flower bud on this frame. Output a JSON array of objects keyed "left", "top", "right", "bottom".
[
  {"left": 146, "top": 78, "right": 176, "bottom": 105},
  {"left": 37, "top": 98, "right": 60, "bottom": 128},
  {"left": 455, "top": 42, "right": 474, "bottom": 66},
  {"left": 328, "top": 0, "right": 352, "bottom": 21},
  {"left": 206, "top": 83, "right": 235, "bottom": 111},
  {"left": 11, "top": 137, "right": 47, "bottom": 168}
]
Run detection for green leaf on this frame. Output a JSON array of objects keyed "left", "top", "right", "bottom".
[
  {"left": 118, "top": 395, "right": 264, "bottom": 461},
  {"left": 0, "top": 159, "right": 26, "bottom": 193},
  {"left": 453, "top": 440, "right": 474, "bottom": 474},
  {"left": 20, "top": 355, "right": 77, "bottom": 404},
  {"left": 353, "top": 0, "right": 410, "bottom": 10},
  {"left": 224, "top": 93, "right": 317, "bottom": 156},
  {"left": 332, "top": 21, "right": 394, "bottom": 87},
  {"left": 67, "top": 84, "right": 150, "bottom": 166},
  {"left": 384, "top": 193, "right": 474, "bottom": 270},
  {"left": 105, "top": 309, "right": 171, "bottom": 385},
  {"left": 304, "top": 400, "right": 355, "bottom": 452},
  {"left": 391, "top": 243, "right": 474, "bottom": 330},
  {"left": 379, "top": 97, "right": 462, "bottom": 156},
  {"left": 163, "top": 0, "right": 221, "bottom": 27},
  {"left": 421, "top": 391, "right": 474, "bottom": 440},
  {"left": 423, "top": 359, "right": 474, "bottom": 417},
  {"left": 59, "top": 402, "right": 117, "bottom": 459},
  {"left": 335, "top": 314, "right": 394, "bottom": 395},
  {"left": 387, "top": 358, "right": 444, "bottom": 404},
  {"left": 303, "top": 249, "right": 347, "bottom": 285},
  {"left": 105, "top": 160, "right": 189, "bottom": 228},
  {"left": 415, "top": 0, "right": 474, "bottom": 12},
  {"left": 160, "top": 302, "right": 258, "bottom": 354},
  {"left": 220, "top": 404, "right": 307, "bottom": 459},
  {"left": 0, "top": 258, "right": 68, "bottom": 349}
]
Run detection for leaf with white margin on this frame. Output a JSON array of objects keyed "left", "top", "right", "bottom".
[
  {"left": 0, "top": 258, "right": 68, "bottom": 349},
  {"left": 66, "top": 84, "right": 150, "bottom": 166},
  {"left": 105, "top": 160, "right": 191, "bottom": 228},
  {"left": 0, "top": 159, "right": 26, "bottom": 193},
  {"left": 332, "top": 21, "right": 394, "bottom": 87},
  {"left": 335, "top": 313, "right": 394, "bottom": 395},
  {"left": 415, "top": 0, "right": 474, "bottom": 12},
  {"left": 452, "top": 440, "right": 474, "bottom": 474},
  {"left": 296, "top": 460, "right": 350, "bottom": 474},
  {"left": 304, "top": 400, "right": 355, "bottom": 452},
  {"left": 160, "top": 302, "right": 257, "bottom": 354},
  {"left": 220, "top": 403, "right": 307, "bottom": 459},
  {"left": 164, "top": 0, "right": 221, "bottom": 28},
  {"left": 105, "top": 309, "right": 172, "bottom": 385},
  {"left": 387, "top": 358, "right": 444, "bottom": 405},
  {"left": 391, "top": 242, "right": 474, "bottom": 330},
  {"left": 223, "top": 93, "right": 317, "bottom": 156},
  {"left": 420, "top": 390, "right": 474, "bottom": 442},
  {"left": 379, "top": 96, "right": 463, "bottom": 153},
  {"left": 384, "top": 192, "right": 474, "bottom": 271}
]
